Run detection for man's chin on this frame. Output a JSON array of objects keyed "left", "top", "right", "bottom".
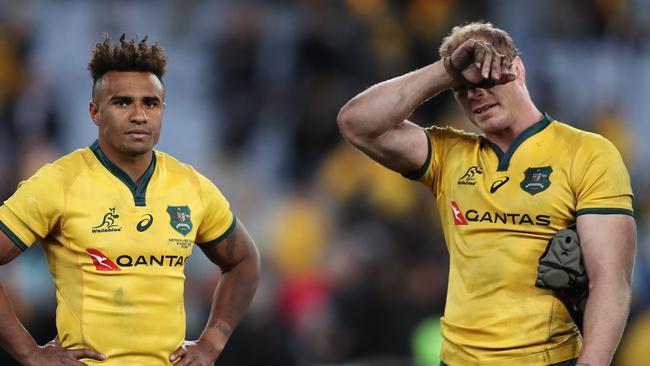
[
  {"left": 122, "top": 143, "right": 154, "bottom": 157},
  {"left": 472, "top": 115, "right": 505, "bottom": 134}
]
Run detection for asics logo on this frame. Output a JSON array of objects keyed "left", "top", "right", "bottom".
[
  {"left": 490, "top": 177, "right": 510, "bottom": 193},
  {"left": 137, "top": 214, "right": 154, "bottom": 232}
]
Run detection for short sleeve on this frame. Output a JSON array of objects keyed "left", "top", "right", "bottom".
[
  {"left": 572, "top": 134, "right": 634, "bottom": 217},
  {"left": 194, "top": 172, "right": 236, "bottom": 249},
  {"left": 402, "top": 126, "right": 468, "bottom": 197},
  {"left": 0, "top": 164, "right": 65, "bottom": 250}
]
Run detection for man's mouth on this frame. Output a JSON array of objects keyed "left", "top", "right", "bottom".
[
  {"left": 126, "top": 130, "right": 150, "bottom": 138},
  {"left": 473, "top": 103, "right": 498, "bottom": 115}
]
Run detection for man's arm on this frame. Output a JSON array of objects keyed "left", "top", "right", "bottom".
[
  {"left": 0, "top": 231, "right": 104, "bottom": 365},
  {"left": 170, "top": 220, "right": 260, "bottom": 366},
  {"left": 336, "top": 60, "right": 449, "bottom": 174},
  {"left": 576, "top": 214, "right": 636, "bottom": 366},
  {"left": 0, "top": 232, "right": 38, "bottom": 364},
  {"left": 336, "top": 39, "right": 516, "bottom": 174}
]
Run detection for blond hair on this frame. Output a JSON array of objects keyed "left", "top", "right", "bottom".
[{"left": 438, "top": 21, "right": 519, "bottom": 59}]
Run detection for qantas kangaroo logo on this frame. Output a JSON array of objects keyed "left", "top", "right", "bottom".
[
  {"left": 86, "top": 249, "right": 120, "bottom": 271},
  {"left": 450, "top": 201, "right": 468, "bottom": 225}
]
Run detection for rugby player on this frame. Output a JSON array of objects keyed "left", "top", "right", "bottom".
[
  {"left": 337, "top": 21, "right": 636, "bottom": 366},
  {"left": 0, "top": 34, "right": 260, "bottom": 366}
]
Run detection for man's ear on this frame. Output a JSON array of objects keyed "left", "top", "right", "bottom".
[
  {"left": 89, "top": 101, "right": 100, "bottom": 127},
  {"left": 512, "top": 56, "right": 526, "bottom": 85}
]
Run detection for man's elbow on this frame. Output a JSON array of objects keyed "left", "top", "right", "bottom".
[
  {"left": 337, "top": 98, "right": 371, "bottom": 145},
  {"left": 336, "top": 102, "right": 355, "bottom": 142}
]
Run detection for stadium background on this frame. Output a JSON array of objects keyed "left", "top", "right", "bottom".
[{"left": 1, "top": 0, "right": 650, "bottom": 365}]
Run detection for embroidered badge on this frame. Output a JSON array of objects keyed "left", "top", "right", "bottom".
[
  {"left": 520, "top": 166, "right": 552, "bottom": 195},
  {"left": 167, "top": 206, "right": 193, "bottom": 236}
]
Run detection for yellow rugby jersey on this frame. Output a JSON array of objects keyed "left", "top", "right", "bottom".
[
  {"left": 0, "top": 141, "right": 236, "bottom": 365},
  {"left": 405, "top": 114, "right": 633, "bottom": 366}
]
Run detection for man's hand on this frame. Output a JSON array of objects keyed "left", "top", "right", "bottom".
[
  {"left": 169, "top": 338, "right": 223, "bottom": 366},
  {"left": 23, "top": 337, "right": 105, "bottom": 366},
  {"left": 444, "top": 38, "right": 517, "bottom": 88}
]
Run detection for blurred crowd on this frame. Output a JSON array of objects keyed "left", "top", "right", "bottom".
[{"left": 1, "top": 0, "right": 650, "bottom": 365}]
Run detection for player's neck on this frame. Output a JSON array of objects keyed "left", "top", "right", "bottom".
[
  {"left": 98, "top": 141, "right": 153, "bottom": 184},
  {"left": 486, "top": 103, "right": 543, "bottom": 153}
]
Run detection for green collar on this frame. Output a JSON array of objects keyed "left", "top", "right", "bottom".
[
  {"left": 90, "top": 140, "right": 156, "bottom": 206},
  {"left": 486, "top": 113, "right": 553, "bottom": 171}
]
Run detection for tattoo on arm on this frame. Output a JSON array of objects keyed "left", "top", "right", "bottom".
[{"left": 214, "top": 320, "right": 233, "bottom": 338}]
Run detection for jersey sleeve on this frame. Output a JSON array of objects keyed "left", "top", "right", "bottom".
[
  {"left": 194, "top": 172, "right": 236, "bottom": 249},
  {"left": 402, "top": 126, "right": 466, "bottom": 197},
  {"left": 571, "top": 134, "right": 634, "bottom": 216},
  {"left": 0, "top": 164, "right": 65, "bottom": 250}
]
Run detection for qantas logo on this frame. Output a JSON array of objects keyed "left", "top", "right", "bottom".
[
  {"left": 86, "top": 249, "right": 120, "bottom": 271},
  {"left": 450, "top": 201, "right": 551, "bottom": 226},
  {"left": 450, "top": 201, "right": 468, "bottom": 225},
  {"left": 86, "top": 249, "right": 188, "bottom": 270}
]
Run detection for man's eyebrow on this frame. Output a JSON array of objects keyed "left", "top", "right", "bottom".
[
  {"left": 109, "top": 95, "right": 133, "bottom": 102},
  {"left": 143, "top": 96, "right": 162, "bottom": 102}
]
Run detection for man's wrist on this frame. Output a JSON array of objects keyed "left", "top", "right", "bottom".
[
  {"left": 434, "top": 59, "right": 462, "bottom": 90},
  {"left": 199, "top": 321, "right": 233, "bottom": 353},
  {"left": 18, "top": 344, "right": 41, "bottom": 366},
  {"left": 443, "top": 56, "right": 464, "bottom": 82}
]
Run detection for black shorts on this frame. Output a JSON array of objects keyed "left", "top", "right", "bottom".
[{"left": 439, "top": 358, "right": 577, "bottom": 366}]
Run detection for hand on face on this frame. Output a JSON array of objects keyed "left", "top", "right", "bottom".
[{"left": 444, "top": 39, "right": 517, "bottom": 88}]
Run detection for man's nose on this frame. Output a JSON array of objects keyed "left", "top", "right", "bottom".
[
  {"left": 467, "top": 87, "right": 486, "bottom": 99},
  {"left": 131, "top": 104, "right": 147, "bottom": 123}
]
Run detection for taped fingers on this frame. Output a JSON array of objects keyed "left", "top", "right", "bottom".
[
  {"left": 473, "top": 40, "right": 487, "bottom": 69},
  {"left": 500, "top": 57, "right": 517, "bottom": 83},
  {"left": 453, "top": 39, "right": 478, "bottom": 70},
  {"left": 481, "top": 47, "right": 494, "bottom": 79},
  {"left": 491, "top": 52, "right": 502, "bottom": 80}
]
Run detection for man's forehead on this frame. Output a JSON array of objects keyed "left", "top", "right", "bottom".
[{"left": 94, "top": 71, "right": 164, "bottom": 97}]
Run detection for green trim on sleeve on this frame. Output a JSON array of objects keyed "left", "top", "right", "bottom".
[
  {"left": 196, "top": 215, "right": 238, "bottom": 250},
  {"left": 402, "top": 131, "right": 432, "bottom": 180},
  {"left": 576, "top": 208, "right": 635, "bottom": 217},
  {"left": 0, "top": 221, "right": 28, "bottom": 251}
]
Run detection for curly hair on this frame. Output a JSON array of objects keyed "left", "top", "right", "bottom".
[
  {"left": 438, "top": 21, "right": 519, "bottom": 60},
  {"left": 88, "top": 33, "right": 167, "bottom": 84}
]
